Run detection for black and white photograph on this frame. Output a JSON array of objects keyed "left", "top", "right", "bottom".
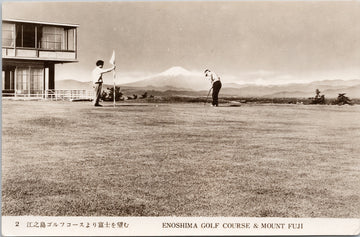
[{"left": 1, "top": 1, "right": 360, "bottom": 236}]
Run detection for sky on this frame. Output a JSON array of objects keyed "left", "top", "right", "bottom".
[{"left": 2, "top": 1, "right": 360, "bottom": 85}]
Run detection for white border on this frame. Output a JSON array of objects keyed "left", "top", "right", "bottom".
[{"left": 2, "top": 216, "right": 360, "bottom": 236}]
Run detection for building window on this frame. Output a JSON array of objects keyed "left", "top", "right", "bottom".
[
  {"left": 2, "top": 68, "right": 15, "bottom": 90},
  {"left": 9, "top": 71, "right": 14, "bottom": 90},
  {"left": 2, "top": 23, "right": 15, "bottom": 47},
  {"left": 30, "top": 68, "right": 44, "bottom": 92},
  {"left": 16, "top": 67, "right": 29, "bottom": 93},
  {"left": 41, "top": 26, "right": 66, "bottom": 50},
  {"left": 15, "top": 24, "right": 36, "bottom": 48},
  {"left": 23, "top": 24, "right": 36, "bottom": 48},
  {"left": 7, "top": 22, "right": 76, "bottom": 51},
  {"left": 67, "top": 28, "right": 76, "bottom": 51},
  {"left": 16, "top": 67, "right": 44, "bottom": 94}
]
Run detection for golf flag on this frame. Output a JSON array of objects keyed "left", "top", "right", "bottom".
[
  {"left": 110, "top": 50, "right": 116, "bottom": 107},
  {"left": 109, "top": 50, "right": 116, "bottom": 65}
]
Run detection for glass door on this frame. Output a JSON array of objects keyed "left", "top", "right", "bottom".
[
  {"left": 15, "top": 67, "right": 44, "bottom": 97},
  {"left": 30, "top": 68, "right": 44, "bottom": 96}
]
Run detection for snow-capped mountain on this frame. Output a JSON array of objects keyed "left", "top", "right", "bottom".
[
  {"left": 121, "top": 66, "right": 210, "bottom": 91},
  {"left": 158, "top": 66, "right": 193, "bottom": 77}
]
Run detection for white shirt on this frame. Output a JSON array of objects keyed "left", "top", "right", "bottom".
[
  {"left": 92, "top": 66, "right": 114, "bottom": 84},
  {"left": 206, "top": 71, "right": 220, "bottom": 85}
]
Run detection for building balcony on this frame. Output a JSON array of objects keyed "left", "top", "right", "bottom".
[
  {"left": 2, "top": 19, "right": 78, "bottom": 63},
  {"left": 2, "top": 47, "right": 77, "bottom": 62}
]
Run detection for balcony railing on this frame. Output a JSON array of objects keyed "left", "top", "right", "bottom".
[
  {"left": 2, "top": 89, "right": 94, "bottom": 101},
  {"left": 2, "top": 47, "right": 77, "bottom": 62}
]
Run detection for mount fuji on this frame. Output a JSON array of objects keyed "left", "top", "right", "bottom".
[
  {"left": 158, "top": 66, "right": 193, "bottom": 77},
  {"left": 121, "top": 66, "right": 210, "bottom": 91}
]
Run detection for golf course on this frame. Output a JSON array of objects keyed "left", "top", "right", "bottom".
[{"left": 2, "top": 100, "right": 360, "bottom": 217}]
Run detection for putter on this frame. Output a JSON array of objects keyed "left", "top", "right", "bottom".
[{"left": 204, "top": 87, "right": 213, "bottom": 105}]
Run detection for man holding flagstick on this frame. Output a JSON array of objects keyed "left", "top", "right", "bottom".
[{"left": 91, "top": 58, "right": 116, "bottom": 107}]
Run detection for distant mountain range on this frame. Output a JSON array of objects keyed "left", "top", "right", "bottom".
[
  {"left": 122, "top": 66, "right": 209, "bottom": 90},
  {"left": 56, "top": 66, "right": 360, "bottom": 98}
]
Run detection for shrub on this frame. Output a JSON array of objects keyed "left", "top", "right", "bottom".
[{"left": 102, "top": 86, "right": 123, "bottom": 101}]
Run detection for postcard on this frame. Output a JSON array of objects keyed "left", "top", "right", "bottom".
[{"left": 2, "top": 1, "right": 360, "bottom": 236}]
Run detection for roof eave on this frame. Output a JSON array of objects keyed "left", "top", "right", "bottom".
[{"left": 3, "top": 18, "right": 79, "bottom": 28}]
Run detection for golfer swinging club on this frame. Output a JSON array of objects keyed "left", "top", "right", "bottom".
[
  {"left": 92, "top": 60, "right": 116, "bottom": 107},
  {"left": 204, "top": 69, "right": 222, "bottom": 107}
]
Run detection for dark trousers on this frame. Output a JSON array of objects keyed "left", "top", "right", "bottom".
[
  {"left": 94, "top": 82, "right": 102, "bottom": 105},
  {"left": 212, "top": 81, "right": 222, "bottom": 106}
]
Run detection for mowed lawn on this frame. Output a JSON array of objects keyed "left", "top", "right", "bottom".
[{"left": 2, "top": 100, "right": 360, "bottom": 217}]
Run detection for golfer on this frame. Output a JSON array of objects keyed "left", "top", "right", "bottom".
[
  {"left": 92, "top": 60, "right": 115, "bottom": 107},
  {"left": 204, "top": 69, "right": 222, "bottom": 106}
]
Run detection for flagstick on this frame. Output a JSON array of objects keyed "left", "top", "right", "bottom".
[
  {"left": 113, "top": 68, "right": 116, "bottom": 108},
  {"left": 109, "top": 50, "right": 116, "bottom": 107}
]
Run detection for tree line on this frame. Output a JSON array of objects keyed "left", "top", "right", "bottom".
[
  {"left": 101, "top": 86, "right": 154, "bottom": 101},
  {"left": 100, "top": 87, "right": 356, "bottom": 105}
]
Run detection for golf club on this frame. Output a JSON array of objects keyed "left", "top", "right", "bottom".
[{"left": 204, "top": 87, "right": 213, "bottom": 105}]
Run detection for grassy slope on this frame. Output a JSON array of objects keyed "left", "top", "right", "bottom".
[{"left": 2, "top": 100, "right": 360, "bottom": 217}]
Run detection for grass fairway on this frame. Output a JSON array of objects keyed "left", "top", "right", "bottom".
[{"left": 2, "top": 100, "right": 360, "bottom": 217}]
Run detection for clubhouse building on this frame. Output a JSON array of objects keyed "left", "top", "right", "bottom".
[{"left": 2, "top": 19, "right": 80, "bottom": 99}]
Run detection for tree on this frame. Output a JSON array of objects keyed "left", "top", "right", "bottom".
[
  {"left": 310, "top": 89, "right": 325, "bottom": 104},
  {"left": 101, "top": 86, "right": 123, "bottom": 101},
  {"left": 333, "top": 93, "right": 353, "bottom": 105},
  {"left": 108, "top": 86, "right": 123, "bottom": 101},
  {"left": 141, "top": 92, "right": 148, "bottom": 99},
  {"left": 101, "top": 91, "right": 108, "bottom": 101}
]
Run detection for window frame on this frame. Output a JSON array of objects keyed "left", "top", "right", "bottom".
[
  {"left": 2, "top": 22, "right": 15, "bottom": 48},
  {"left": 9, "top": 22, "right": 76, "bottom": 52}
]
